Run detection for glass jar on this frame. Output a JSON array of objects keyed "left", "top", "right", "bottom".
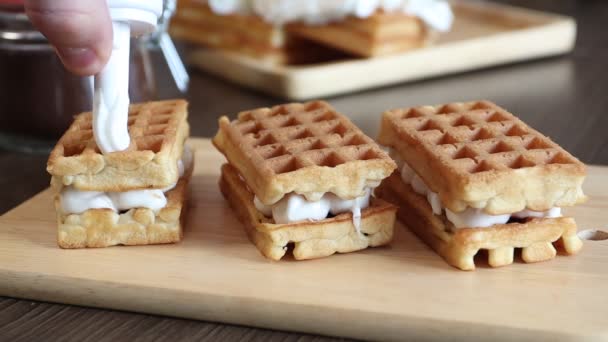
[{"left": 0, "top": 0, "right": 187, "bottom": 153}]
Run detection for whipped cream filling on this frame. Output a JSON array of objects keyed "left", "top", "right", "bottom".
[
  {"left": 204, "top": 0, "right": 453, "bottom": 31},
  {"left": 254, "top": 189, "right": 372, "bottom": 232},
  {"left": 388, "top": 148, "right": 562, "bottom": 230},
  {"left": 60, "top": 146, "right": 192, "bottom": 215}
]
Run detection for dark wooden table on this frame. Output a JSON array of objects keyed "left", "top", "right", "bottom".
[{"left": 1, "top": 1, "right": 607, "bottom": 341}]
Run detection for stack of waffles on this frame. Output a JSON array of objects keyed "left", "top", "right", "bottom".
[
  {"left": 214, "top": 101, "right": 398, "bottom": 260},
  {"left": 171, "top": 0, "right": 336, "bottom": 64},
  {"left": 170, "top": 0, "right": 438, "bottom": 63},
  {"left": 376, "top": 100, "right": 586, "bottom": 270},
  {"left": 47, "top": 100, "right": 193, "bottom": 248}
]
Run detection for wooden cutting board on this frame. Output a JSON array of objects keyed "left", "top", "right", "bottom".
[
  {"left": 0, "top": 138, "right": 606, "bottom": 341},
  {"left": 186, "top": 1, "right": 576, "bottom": 100}
]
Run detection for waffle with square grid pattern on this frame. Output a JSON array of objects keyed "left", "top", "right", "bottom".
[
  {"left": 213, "top": 101, "right": 397, "bottom": 205},
  {"left": 47, "top": 100, "right": 190, "bottom": 192},
  {"left": 378, "top": 100, "right": 587, "bottom": 215}
]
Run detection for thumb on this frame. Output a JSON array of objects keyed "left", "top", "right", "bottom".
[{"left": 24, "top": 0, "right": 113, "bottom": 76}]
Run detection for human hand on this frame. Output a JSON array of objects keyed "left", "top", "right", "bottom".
[{"left": 24, "top": 0, "right": 112, "bottom": 76}]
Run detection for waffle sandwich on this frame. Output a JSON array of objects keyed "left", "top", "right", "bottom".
[
  {"left": 214, "top": 101, "right": 397, "bottom": 260},
  {"left": 171, "top": 0, "right": 451, "bottom": 63},
  {"left": 376, "top": 100, "right": 586, "bottom": 270},
  {"left": 171, "top": 0, "right": 332, "bottom": 64},
  {"left": 47, "top": 100, "right": 193, "bottom": 248}
]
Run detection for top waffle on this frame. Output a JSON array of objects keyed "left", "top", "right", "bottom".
[
  {"left": 47, "top": 100, "right": 190, "bottom": 192},
  {"left": 213, "top": 101, "right": 396, "bottom": 205},
  {"left": 378, "top": 100, "right": 586, "bottom": 215}
]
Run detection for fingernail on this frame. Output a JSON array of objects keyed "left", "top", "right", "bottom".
[{"left": 56, "top": 47, "right": 98, "bottom": 71}]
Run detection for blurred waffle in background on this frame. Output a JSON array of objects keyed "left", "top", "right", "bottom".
[{"left": 170, "top": 0, "right": 453, "bottom": 64}]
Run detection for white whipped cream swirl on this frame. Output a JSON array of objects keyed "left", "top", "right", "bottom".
[
  {"left": 254, "top": 189, "right": 372, "bottom": 233},
  {"left": 93, "top": 21, "right": 132, "bottom": 154}
]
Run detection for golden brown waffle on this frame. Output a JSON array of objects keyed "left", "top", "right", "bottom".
[
  {"left": 47, "top": 100, "right": 190, "bottom": 192},
  {"left": 378, "top": 100, "right": 587, "bottom": 215},
  {"left": 377, "top": 173, "right": 583, "bottom": 271},
  {"left": 171, "top": 2, "right": 287, "bottom": 63},
  {"left": 170, "top": 2, "right": 337, "bottom": 64},
  {"left": 213, "top": 101, "right": 397, "bottom": 205},
  {"left": 55, "top": 158, "right": 193, "bottom": 249},
  {"left": 287, "top": 11, "right": 431, "bottom": 57},
  {"left": 220, "top": 164, "right": 396, "bottom": 260}
]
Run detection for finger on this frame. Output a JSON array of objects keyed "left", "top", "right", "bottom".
[{"left": 24, "top": 0, "right": 112, "bottom": 76}]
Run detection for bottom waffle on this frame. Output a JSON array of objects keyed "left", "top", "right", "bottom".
[
  {"left": 220, "top": 164, "right": 397, "bottom": 261},
  {"left": 376, "top": 173, "right": 583, "bottom": 271},
  {"left": 55, "top": 158, "right": 194, "bottom": 249}
]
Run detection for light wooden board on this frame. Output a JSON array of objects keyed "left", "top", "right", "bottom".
[
  {"left": 1, "top": 139, "right": 607, "bottom": 342},
  {"left": 187, "top": 1, "right": 576, "bottom": 100}
]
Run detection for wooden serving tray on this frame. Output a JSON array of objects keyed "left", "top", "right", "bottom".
[
  {"left": 0, "top": 139, "right": 606, "bottom": 341},
  {"left": 186, "top": 1, "right": 577, "bottom": 100}
]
